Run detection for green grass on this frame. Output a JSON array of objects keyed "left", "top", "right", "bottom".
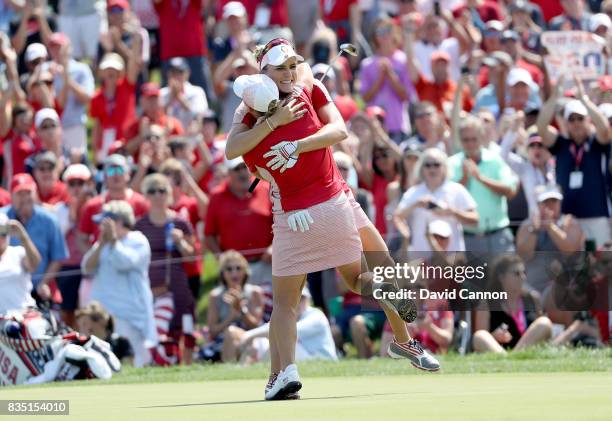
[{"left": 4, "top": 347, "right": 611, "bottom": 420}]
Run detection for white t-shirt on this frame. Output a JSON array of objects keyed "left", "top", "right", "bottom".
[
  {"left": 414, "top": 38, "right": 461, "bottom": 82},
  {"left": 0, "top": 246, "right": 35, "bottom": 315},
  {"left": 397, "top": 181, "right": 476, "bottom": 252},
  {"left": 160, "top": 82, "right": 208, "bottom": 130}
]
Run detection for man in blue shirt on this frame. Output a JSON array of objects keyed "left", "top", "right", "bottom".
[
  {"left": 2, "top": 173, "right": 68, "bottom": 302},
  {"left": 536, "top": 76, "right": 611, "bottom": 247}
]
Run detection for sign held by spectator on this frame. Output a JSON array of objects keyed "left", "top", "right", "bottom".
[{"left": 541, "top": 31, "right": 605, "bottom": 83}]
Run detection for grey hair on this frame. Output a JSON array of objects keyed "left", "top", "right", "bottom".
[
  {"left": 414, "top": 147, "right": 449, "bottom": 183},
  {"left": 102, "top": 200, "right": 135, "bottom": 229},
  {"left": 458, "top": 113, "right": 484, "bottom": 139}
]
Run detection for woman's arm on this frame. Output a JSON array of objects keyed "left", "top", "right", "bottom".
[
  {"left": 422, "top": 315, "right": 453, "bottom": 349},
  {"left": 81, "top": 241, "right": 105, "bottom": 274},
  {"left": 207, "top": 291, "right": 239, "bottom": 338},
  {"left": 545, "top": 215, "right": 584, "bottom": 255},
  {"left": 516, "top": 220, "right": 538, "bottom": 261},
  {"left": 10, "top": 221, "right": 41, "bottom": 273},
  {"left": 239, "top": 288, "right": 264, "bottom": 330},
  {"left": 225, "top": 99, "right": 307, "bottom": 159}
]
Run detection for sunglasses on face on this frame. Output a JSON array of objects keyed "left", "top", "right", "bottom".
[
  {"left": 374, "top": 152, "right": 389, "bottom": 160},
  {"left": 68, "top": 179, "right": 86, "bottom": 188},
  {"left": 424, "top": 162, "right": 441, "bottom": 169},
  {"left": 35, "top": 80, "right": 54, "bottom": 87},
  {"left": 375, "top": 26, "right": 393, "bottom": 36},
  {"left": 416, "top": 111, "right": 433, "bottom": 119},
  {"left": 528, "top": 142, "right": 544, "bottom": 149},
  {"left": 109, "top": 6, "right": 125, "bottom": 14},
  {"left": 36, "top": 165, "right": 55, "bottom": 172},
  {"left": 146, "top": 187, "right": 168, "bottom": 196},
  {"left": 145, "top": 134, "right": 162, "bottom": 141},
  {"left": 568, "top": 115, "right": 585, "bottom": 123},
  {"left": 224, "top": 265, "right": 244, "bottom": 272},
  {"left": 510, "top": 269, "right": 526, "bottom": 277},
  {"left": 40, "top": 123, "right": 58, "bottom": 130},
  {"left": 106, "top": 166, "right": 126, "bottom": 177}
]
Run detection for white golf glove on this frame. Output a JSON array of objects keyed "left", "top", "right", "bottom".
[
  {"left": 287, "top": 210, "right": 314, "bottom": 232},
  {"left": 263, "top": 141, "right": 299, "bottom": 173}
]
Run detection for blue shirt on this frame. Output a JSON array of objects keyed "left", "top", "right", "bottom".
[
  {"left": 2, "top": 205, "right": 69, "bottom": 285},
  {"left": 474, "top": 84, "right": 541, "bottom": 119}
]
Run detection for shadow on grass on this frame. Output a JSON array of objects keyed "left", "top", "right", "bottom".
[{"left": 138, "top": 392, "right": 411, "bottom": 409}]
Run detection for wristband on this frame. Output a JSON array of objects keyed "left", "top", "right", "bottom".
[{"left": 265, "top": 118, "right": 275, "bottom": 131}]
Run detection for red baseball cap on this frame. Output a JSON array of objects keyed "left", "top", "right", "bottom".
[
  {"left": 431, "top": 51, "right": 451, "bottom": 63},
  {"left": 107, "top": 0, "right": 130, "bottom": 11},
  {"left": 49, "top": 32, "right": 69, "bottom": 46},
  {"left": 11, "top": 173, "right": 37, "bottom": 194},
  {"left": 140, "top": 82, "right": 160, "bottom": 97},
  {"left": 366, "top": 106, "right": 386, "bottom": 120}
]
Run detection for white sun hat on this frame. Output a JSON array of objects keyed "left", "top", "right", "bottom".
[{"left": 233, "top": 74, "right": 280, "bottom": 113}]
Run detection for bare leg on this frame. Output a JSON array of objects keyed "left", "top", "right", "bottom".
[
  {"left": 221, "top": 325, "right": 246, "bottom": 363},
  {"left": 514, "top": 316, "right": 552, "bottom": 351},
  {"left": 270, "top": 273, "right": 306, "bottom": 370},
  {"left": 349, "top": 315, "right": 373, "bottom": 358},
  {"left": 472, "top": 330, "right": 507, "bottom": 354},
  {"left": 379, "top": 331, "right": 394, "bottom": 357},
  {"left": 358, "top": 224, "right": 412, "bottom": 344}
]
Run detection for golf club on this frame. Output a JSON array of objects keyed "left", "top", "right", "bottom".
[{"left": 248, "top": 43, "right": 358, "bottom": 193}]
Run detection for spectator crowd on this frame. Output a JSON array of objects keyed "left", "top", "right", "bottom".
[{"left": 0, "top": 0, "right": 611, "bottom": 368}]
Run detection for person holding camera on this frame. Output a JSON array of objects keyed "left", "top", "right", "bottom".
[
  {"left": 393, "top": 148, "right": 479, "bottom": 253},
  {"left": 0, "top": 213, "right": 41, "bottom": 315},
  {"left": 81, "top": 200, "right": 158, "bottom": 367}
]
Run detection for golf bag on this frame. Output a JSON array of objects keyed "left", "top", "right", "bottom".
[{"left": 0, "top": 308, "right": 120, "bottom": 386}]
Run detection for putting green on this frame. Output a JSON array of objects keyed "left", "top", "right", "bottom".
[{"left": 3, "top": 372, "right": 611, "bottom": 420}]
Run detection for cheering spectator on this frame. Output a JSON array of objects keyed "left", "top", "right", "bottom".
[
  {"left": 359, "top": 18, "right": 414, "bottom": 142},
  {"left": 405, "top": 27, "right": 473, "bottom": 116},
  {"left": 319, "top": 0, "right": 361, "bottom": 46},
  {"left": 3, "top": 173, "right": 68, "bottom": 303},
  {"left": 400, "top": 101, "right": 449, "bottom": 152},
  {"left": 549, "top": 0, "right": 591, "bottom": 31},
  {"left": 78, "top": 154, "right": 150, "bottom": 251},
  {"left": 448, "top": 114, "right": 518, "bottom": 252},
  {"left": 312, "top": 63, "right": 358, "bottom": 122},
  {"left": 499, "top": 30, "right": 543, "bottom": 87},
  {"left": 90, "top": 44, "right": 142, "bottom": 166},
  {"left": 500, "top": 122, "right": 555, "bottom": 214},
  {"left": 129, "top": 124, "right": 172, "bottom": 191},
  {"left": 9, "top": 0, "right": 55, "bottom": 73},
  {"left": 54, "top": 164, "right": 95, "bottom": 328},
  {"left": 239, "top": 287, "right": 337, "bottom": 364},
  {"left": 125, "top": 83, "right": 183, "bottom": 156},
  {"left": 26, "top": 66, "right": 67, "bottom": 115},
  {"left": 0, "top": 213, "right": 41, "bottom": 315},
  {"left": 154, "top": 0, "right": 211, "bottom": 100},
  {"left": 81, "top": 200, "right": 158, "bottom": 368},
  {"left": 204, "top": 157, "right": 273, "bottom": 286},
  {"left": 31, "top": 151, "right": 69, "bottom": 205},
  {"left": 516, "top": 185, "right": 584, "bottom": 293},
  {"left": 0, "top": 101, "right": 37, "bottom": 180},
  {"left": 211, "top": 1, "right": 253, "bottom": 63},
  {"left": 135, "top": 173, "right": 197, "bottom": 365},
  {"left": 56, "top": 0, "right": 100, "bottom": 62},
  {"left": 213, "top": 49, "right": 258, "bottom": 133},
  {"left": 160, "top": 158, "right": 208, "bottom": 298},
  {"left": 30, "top": 108, "right": 64, "bottom": 172},
  {"left": 160, "top": 58, "right": 208, "bottom": 130},
  {"left": 206, "top": 250, "right": 264, "bottom": 363},
  {"left": 536, "top": 77, "right": 611, "bottom": 246},
  {"left": 393, "top": 148, "right": 478, "bottom": 252},
  {"left": 355, "top": 112, "right": 402, "bottom": 238},
  {"left": 47, "top": 32, "right": 94, "bottom": 153},
  {"left": 19, "top": 42, "right": 47, "bottom": 89},
  {"left": 472, "top": 255, "right": 552, "bottom": 354}
]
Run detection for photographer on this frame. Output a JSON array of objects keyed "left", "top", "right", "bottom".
[{"left": 0, "top": 213, "right": 41, "bottom": 315}]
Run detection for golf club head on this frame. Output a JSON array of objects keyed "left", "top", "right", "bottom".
[{"left": 339, "top": 43, "right": 358, "bottom": 57}]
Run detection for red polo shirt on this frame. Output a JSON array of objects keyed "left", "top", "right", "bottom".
[
  {"left": 90, "top": 78, "right": 137, "bottom": 153},
  {"left": 154, "top": 0, "right": 207, "bottom": 60},
  {"left": 78, "top": 190, "right": 150, "bottom": 242},
  {"left": 38, "top": 180, "right": 70, "bottom": 205},
  {"left": 2, "top": 129, "right": 40, "bottom": 178},
  {"left": 415, "top": 74, "right": 473, "bottom": 113},
  {"left": 204, "top": 181, "right": 273, "bottom": 259}
]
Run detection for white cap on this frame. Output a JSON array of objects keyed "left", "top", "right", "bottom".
[
  {"left": 63, "top": 164, "right": 92, "bottom": 182},
  {"left": 223, "top": 1, "right": 247, "bottom": 18},
  {"left": 485, "top": 20, "right": 504, "bottom": 32},
  {"left": 598, "top": 103, "right": 612, "bottom": 120},
  {"left": 563, "top": 99, "right": 588, "bottom": 120},
  {"left": 537, "top": 185, "right": 563, "bottom": 202},
  {"left": 25, "top": 43, "right": 47, "bottom": 63},
  {"left": 34, "top": 108, "right": 60, "bottom": 129},
  {"left": 259, "top": 43, "right": 304, "bottom": 70},
  {"left": 507, "top": 67, "right": 533, "bottom": 87},
  {"left": 428, "top": 219, "right": 452, "bottom": 238},
  {"left": 589, "top": 13, "right": 611, "bottom": 32},
  {"left": 0, "top": 213, "right": 8, "bottom": 227},
  {"left": 311, "top": 63, "right": 334, "bottom": 80},
  {"left": 99, "top": 53, "right": 125, "bottom": 71},
  {"left": 224, "top": 155, "right": 245, "bottom": 170},
  {"left": 233, "top": 74, "right": 279, "bottom": 113}
]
